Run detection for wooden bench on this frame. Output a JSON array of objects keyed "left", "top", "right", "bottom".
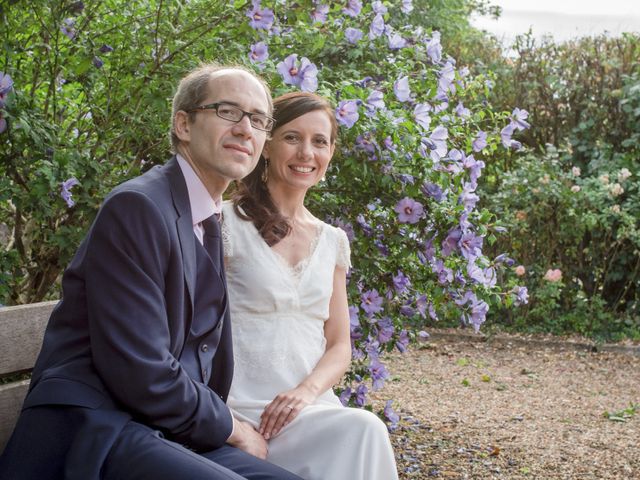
[{"left": 0, "top": 301, "right": 56, "bottom": 453}]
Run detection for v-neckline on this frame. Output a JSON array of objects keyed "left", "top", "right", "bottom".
[
  {"left": 256, "top": 220, "right": 325, "bottom": 282},
  {"left": 231, "top": 204, "right": 326, "bottom": 282},
  {"left": 270, "top": 222, "right": 324, "bottom": 274}
]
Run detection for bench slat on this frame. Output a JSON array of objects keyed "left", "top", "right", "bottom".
[
  {"left": 0, "top": 380, "right": 30, "bottom": 452},
  {"left": 0, "top": 301, "right": 56, "bottom": 375}
]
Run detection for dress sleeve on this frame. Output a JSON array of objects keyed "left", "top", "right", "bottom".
[{"left": 336, "top": 227, "right": 352, "bottom": 270}]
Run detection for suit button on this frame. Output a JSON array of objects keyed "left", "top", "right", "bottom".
[{"left": 201, "top": 344, "right": 208, "bottom": 352}]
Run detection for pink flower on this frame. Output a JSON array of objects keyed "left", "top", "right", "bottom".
[
  {"left": 543, "top": 269, "right": 562, "bottom": 282},
  {"left": 514, "top": 265, "right": 525, "bottom": 276}
]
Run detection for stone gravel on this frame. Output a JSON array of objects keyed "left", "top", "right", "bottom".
[{"left": 370, "top": 331, "right": 640, "bottom": 479}]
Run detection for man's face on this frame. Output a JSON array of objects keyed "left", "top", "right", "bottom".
[{"left": 175, "top": 70, "right": 270, "bottom": 196}]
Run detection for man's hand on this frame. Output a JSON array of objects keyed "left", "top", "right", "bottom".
[{"left": 227, "top": 418, "right": 268, "bottom": 459}]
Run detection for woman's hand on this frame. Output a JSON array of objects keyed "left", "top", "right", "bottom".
[{"left": 259, "top": 385, "right": 317, "bottom": 440}]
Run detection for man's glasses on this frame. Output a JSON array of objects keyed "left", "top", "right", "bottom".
[{"left": 187, "top": 102, "right": 275, "bottom": 132}]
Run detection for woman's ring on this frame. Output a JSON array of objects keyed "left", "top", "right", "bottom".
[{"left": 286, "top": 405, "right": 294, "bottom": 410}]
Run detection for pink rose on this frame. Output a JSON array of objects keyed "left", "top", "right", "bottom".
[
  {"left": 515, "top": 265, "right": 525, "bottom": 276},
  {"left": 543, "top": 268, "right": 562, "bottom": 282}
]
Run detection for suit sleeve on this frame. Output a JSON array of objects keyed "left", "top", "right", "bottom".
[{"left": 84, "top": 190, "right": 233, "bottom": 451}]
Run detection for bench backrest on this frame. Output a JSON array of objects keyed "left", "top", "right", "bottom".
[{"left": 0, "top": 301, "right": 56, "bottom": 452}]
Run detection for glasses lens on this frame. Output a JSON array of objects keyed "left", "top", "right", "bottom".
[
  {"left": 250, "top": 114, "right": 273, "bottom": 131},
  {"left": 216, "top": 104, "right": 243, "bottom": 122}
]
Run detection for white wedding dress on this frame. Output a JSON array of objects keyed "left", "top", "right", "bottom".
[{"left": 221, "top": 202, "right": 398, "bottom": 480}]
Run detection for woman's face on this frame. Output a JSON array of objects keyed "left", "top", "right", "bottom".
[{"left": 263, "top": 109, "right": 335, "bottom": 191}]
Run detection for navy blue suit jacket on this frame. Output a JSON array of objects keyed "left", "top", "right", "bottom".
[{"left": 19, "top": 157, "right": 234, "bottom": 476}]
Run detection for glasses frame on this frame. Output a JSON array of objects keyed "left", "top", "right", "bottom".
[{"left": 186, "top": 102, "right": 275, "bottom": 132}]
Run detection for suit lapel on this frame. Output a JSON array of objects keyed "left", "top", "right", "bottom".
[{"left": 165, "top": 157, "right": 196, "bottom": 310}]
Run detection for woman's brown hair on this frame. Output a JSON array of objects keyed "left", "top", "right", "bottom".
[{"left": 232, "top": 92, "right": 337, "bottom": 246}]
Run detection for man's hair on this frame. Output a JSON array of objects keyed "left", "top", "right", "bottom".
[{"left": 169, "top": 63, "right": 272, "bottom": 152}]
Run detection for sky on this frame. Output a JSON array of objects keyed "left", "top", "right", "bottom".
[{"left": 471, "top": 0, "right": 640, "bottom": 45}]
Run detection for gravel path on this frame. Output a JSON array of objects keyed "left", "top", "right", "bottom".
[{"left": 370, "top": 331, "right": 640, "bottom": 479}]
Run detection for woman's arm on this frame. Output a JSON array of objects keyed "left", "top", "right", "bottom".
[{"left": 259, "top": 266, "right": 352, "bottom": 439}]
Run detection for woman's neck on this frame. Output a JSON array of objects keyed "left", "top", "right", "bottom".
[{"left": 267, "top": 183, "right": 309, "bottom": 221}]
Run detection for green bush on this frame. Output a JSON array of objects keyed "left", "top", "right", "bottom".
[{"left": 486, "top": 144, "right": 639, "bottom": 340}]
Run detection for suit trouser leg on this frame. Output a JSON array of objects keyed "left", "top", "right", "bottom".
[{"left": 102, "top": 421, "right": 304, "bottom": 480}]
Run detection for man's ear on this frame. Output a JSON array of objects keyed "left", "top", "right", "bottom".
[{"left": 174, "top": 110, "right": 191, "bottom": 142}]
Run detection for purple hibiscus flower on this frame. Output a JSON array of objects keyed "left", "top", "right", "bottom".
[
  {"left": 494, "top": 253, "right": 515, "bottom": 266},
  {"left": 99, "top": 44, "right": 114, "bottom": 54},
  {"left": 427, "top": 32, "right": 443, "bottom": 64},
  {"left": 467, "top": 297, "right": 489, "bottom": 332},
  {"left": 355, "top": 383, "right": 368, "bottom": 406},
  {"left": 355, "top": 131, "right": 378, "bottom": 157},
  {"left": 388, "top": 32, "right": 407, "bottom": 49},
  {"left": 462, "top": 154, "right": 485, "bottom": 190},
  {"left": 393, "top": 270, "right": 411, "bottom": 293},
  {"left": 249, "top": 41, "right": 269, "bottom": 64},
  {"left": 437, "top": 61, "right": 455, "bottom": 98},
  {"left": 459, "top": 231, "right": 483, "bottom": 260},
  {"left": 455, "top": 291, "right": 489, "bottom": 332},
  {"left": 365, "top": 90, "right": 385, "bottom": 117},
  {"left": 60, "top": 18, "right": 76, "bottom": 40},
  {"left": 335, "top": 100, "right": 359, "bottom": 128},
  {"left": 339, "top": 387, "right": 352, "bottom": 406},
  {"left": 0, "top": 71, "right": 14, "bottom": 111},
  {"left": 384, "top": 400, "right": 400, "bottom": 428},
  {"left": 396, "top": 329, "right": 410, "bottom": 353},
  {"left": 246, "top": 0, "right": 274, "bottom": 30},
  {"left": 356, "top": 214, "right": 373, "bottom": 236},
  {"left": 455, "top": 101, "right": 470, "bottom": 118},
  {"left": 311, "top": 4, "right": 329, "bottom": 23},
  {"left": 361, "top": 289, "right": 384, "bottom": 316},
  {"left": 501, "top": 123, "right": 522, "bottom": 149},
  {"left": 394, "top": 76, "right": 411, "bottom": 102},
  {"left": 394, "top": 197, "right": 424, "bottom": 224},
  {"left": 369, "top": 358, "right": 389, "bottom": 390},
  {"left": 459, "top": 184, "right": 480, "bottom": 212},
  {"left": 511, "top": 108, "right": 530, "bottom": 130},
  {"left": 349, "top": 305, "right": 360, "bottom": 329},
  {"left": 472, "top": 131, "right": 487, "bottom": 152},
  {"left": 422, "top": 125, "right": 448, "bottom": 162},
  {"left": 423, "top": 237, "right": 436, "bottom": 262},
  {"left": 432, "top": 259, "right": 453, "bottom": 285},
  {"left": 467, "top": 261, "right": 487, "bottom": 285},
  {"left": 442, "top": 227, "right": 462, "bottom": 256},
  {"left": 372, "top": 0, "right": 388, "bottom": 14},
  {"left": 92, "top": 56, "right": 103, "bottom": 68},
  {"left": 60, "top": 177, "right": 80, "bottom": 208},
  {"left": 369, "top": 13, "right": 385, "bottom": 39},
  {"left": 513, "top": 286, "right": 529, "bottom": 306},
  {"left": 277, "top": 54, "right": 318, "bottom": 92},
  {"left": 344, "top": 27, "right": 363, "bottom": 44},
  {"left": 413, "top": 103, "right": 431, "bottom": 130},
  {"left": 416, "top": 295, "right": 428, "bottom": 318},
  {"left": 421, "top": 182, "right": 445, "bottom": 202},
  {"left": 343, "top": 0, "right": 362, "bottom": 17},
  {"left": 401, "top": 0, "right": 414, "bottom": 13},
  {"left": 377, "top": 317, "right": 395, "bottom": 343}
]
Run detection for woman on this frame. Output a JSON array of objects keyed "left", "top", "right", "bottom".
[{"left": 221, "top": 92, "right": 398, "bottom": 479}]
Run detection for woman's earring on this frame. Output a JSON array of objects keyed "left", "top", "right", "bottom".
[{"left": 261, "top": 159, "right": 269, "bottom": 183}]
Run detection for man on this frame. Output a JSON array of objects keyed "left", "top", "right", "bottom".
[{"left": 0, "top": 64, "right": 303, "bottom": 480}]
